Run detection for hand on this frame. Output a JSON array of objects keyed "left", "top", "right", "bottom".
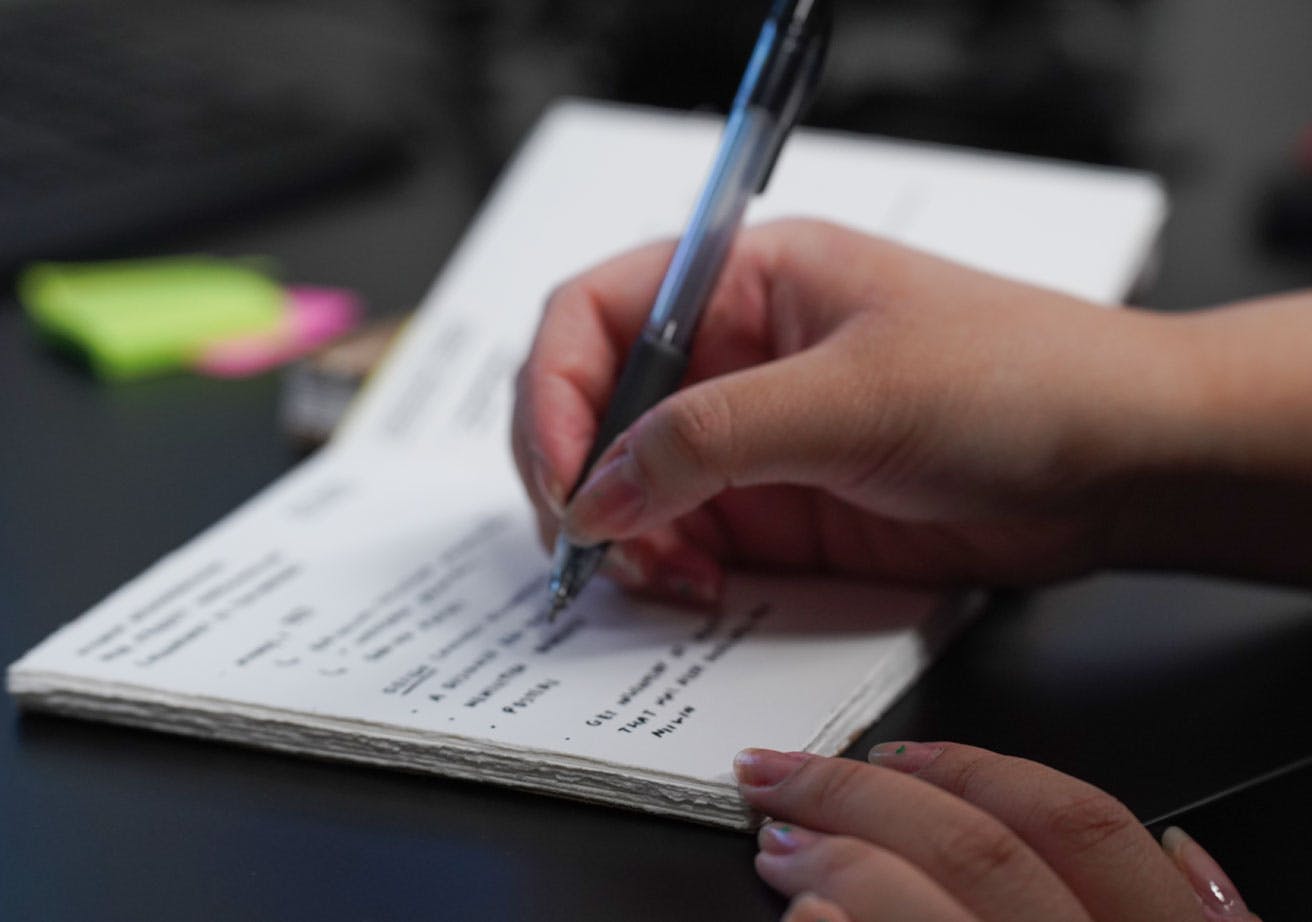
[
  {"left": 512, "top": 219, "right": 1194, "bottom": 601},
  {"left": 733, "top": 743, "right": 1260, "bottom": 921}
]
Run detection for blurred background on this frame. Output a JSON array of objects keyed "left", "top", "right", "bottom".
[{"left": 1, "top": 0, "right": 1310, "bottom": 310}]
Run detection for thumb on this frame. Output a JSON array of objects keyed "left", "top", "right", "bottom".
[{"left": 562, "top": 345, "right": 867, "bottom": 545}]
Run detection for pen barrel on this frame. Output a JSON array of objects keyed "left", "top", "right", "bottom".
[
  {"left": 575, "top": 331, "right": 690, "bottom": 486},
  {"left": 645, "top": 107, "right": 778, "bottom": 351}
]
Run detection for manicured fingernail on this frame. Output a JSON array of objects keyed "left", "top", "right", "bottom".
[
  {"left": 867, "top": 741, "right": 945, "bottom": 773},
  {"left": 734, "top": 748, "right": 810, "bottom": 789},
  {"left": 564, "top": 450, "right": 645, "bottom": 542},
  {"left": 1161, "top": 826, "right": 1251, "bottom": 917},
  {"left": 758, "top": 822, "right": 813, "bottom": 856}
]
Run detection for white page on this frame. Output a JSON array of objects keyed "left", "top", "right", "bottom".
[
  {"left": 8, "top": 99, "right": 1166, "bottom": 828},
  {"left": 8, "top": 450, "right": 961, "bottom": 826}
]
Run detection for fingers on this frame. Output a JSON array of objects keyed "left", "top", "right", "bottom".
[
  {"left": 510, "top": 233, "right": 778, "bottom": 551},
  {"left": 739, "top": 748, "right": 1259, "bottom": 922},
  {"left": 601, "top": 531, "right": 723, "bottom": 606},
  {"left": 758, "top": 823, "right": 978, "bottom": 922},
  {"left": 513, "top": 219, "right": 984, "bottom": 596},
  {"left": 511, "top": 238, "right": 680, "bottom": 536},
  {"left": 561, "top": 342, "right": 875, "bottom": 546},
  {"left": 512, "top": 219, "right": 891, "bottom": 552},
  {"left": 734, "top": 749, "right": 1092, "bottom": 922},
  {"left": 781, "top": 892, "right": 855, "bottom": 922},
  {"left": 865, "top": 742, "right": 1203, "bottom": 921}
]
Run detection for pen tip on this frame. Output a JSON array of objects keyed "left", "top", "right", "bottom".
[{"left": 546, "top": 586, "right": 570, "bottom": 623}]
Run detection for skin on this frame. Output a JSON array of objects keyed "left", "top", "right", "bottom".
[
  {"left": 513, "top": 219, "right": 1312, "bottom": 600},
  {"left": 511, "top": 218, "right": 1306, "bottom": 918},
  {"left": 736, "top": 743, "right": 1262, "bottom": 921}
]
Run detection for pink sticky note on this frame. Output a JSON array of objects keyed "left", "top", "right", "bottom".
[{"left": 194, "top": 286, "right": 361, "bottom": 378}]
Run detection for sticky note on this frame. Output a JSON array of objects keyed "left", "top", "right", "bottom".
[
  {"left": 19, "top": 257, "right": 286, "bottom": 380},
  {"left": 193, "top": 286, "right": 362, "bottom": 378}
]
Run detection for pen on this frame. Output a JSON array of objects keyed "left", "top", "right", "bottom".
[{"left": 546, "top": 0, "right": 832, "bottom": 620}]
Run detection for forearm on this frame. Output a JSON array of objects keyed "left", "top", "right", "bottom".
[{"left": 1108, "top": 290, "right": 1312, "bottom": 586}]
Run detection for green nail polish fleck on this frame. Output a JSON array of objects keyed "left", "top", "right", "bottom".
[{"left": 895, "top": 744, "right": 907, "bottom": 755}]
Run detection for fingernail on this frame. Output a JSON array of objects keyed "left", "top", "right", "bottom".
[
  {"left": 867, "top": 741, "right": 945, "bottom": 774},
  {"left": 734, "top": 748, "right": 810, "bottom": 789},
  {"left": 531, "top": 452, "right": 565, "bottom": 518},
  {"left": 565, "top": 450, "right": 645, "bottom": 542},
  {"left": 1161, "top": 826, "right": 1251, "bottom": 917},
  {"left": 605, "top": 545, "right": 649, "bottom": 585},
  {"left": 758, "top": 822, "right": 813, "bottom": 856}
]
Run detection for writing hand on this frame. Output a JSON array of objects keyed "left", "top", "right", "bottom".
[{"left": 512, "top": 219, "right": 1192, "bottom": 602}]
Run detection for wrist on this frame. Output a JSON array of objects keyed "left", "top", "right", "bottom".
[{"left": 1102, "top": 295, "right": 1312, "bottom": 586}]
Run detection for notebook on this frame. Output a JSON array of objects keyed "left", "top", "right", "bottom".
[{"left": 6, "top": 100, "right": 1166, "bottom": 829}]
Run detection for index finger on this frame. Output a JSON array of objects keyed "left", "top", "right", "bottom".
[{"left": 511, "top": 238, "right": 678, "bottom": 521}]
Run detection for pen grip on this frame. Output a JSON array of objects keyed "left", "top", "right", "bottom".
[{"left": 573, "top": 332, "right": 690, "bottom": 492}]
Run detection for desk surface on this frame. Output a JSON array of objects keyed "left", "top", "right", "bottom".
[{"left": 4, "top": 2, "right": 1312, "bottom": 919}]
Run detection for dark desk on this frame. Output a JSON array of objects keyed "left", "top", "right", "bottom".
[{"left": 4, "top": 2, "right": 1312, "bottom": 919}]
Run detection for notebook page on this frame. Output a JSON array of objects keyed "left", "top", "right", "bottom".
[{"left": 8, "top": 449, "right": 952, "bottom": 825}]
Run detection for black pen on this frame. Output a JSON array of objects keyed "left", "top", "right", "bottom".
[{"left": 546, "top": 0, "right": 832, "bottom": 620}]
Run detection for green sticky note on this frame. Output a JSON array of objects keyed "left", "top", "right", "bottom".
[{"left": 19, "top": 257, "right": 286, "bottom": 381}]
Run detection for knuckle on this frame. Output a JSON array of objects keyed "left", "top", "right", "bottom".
[
  {"left": 541, "top": 278, "right": 577, "bottom": 316},
  {"left": 801, "top": 758, "right": 875, "bottom": 821},
  {"left": 658, "top": 387, "right": 734, "bottom": 482},
  {"left": 1039, "top": 790, "right": 1139, "bottom": 857},
  {"left": 933, "top": 751, "right": 994, "bottom": 802},
  {"left": 538, "top": 276, "right": 593, "bottom": 334},
  {"left": 931, "top": 815, "right": 1025, "bottom": 887}
]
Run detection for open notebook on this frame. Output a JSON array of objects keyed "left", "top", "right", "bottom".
[{"left": 7, "top": 101, "right": 1166, "bottom": 829}]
